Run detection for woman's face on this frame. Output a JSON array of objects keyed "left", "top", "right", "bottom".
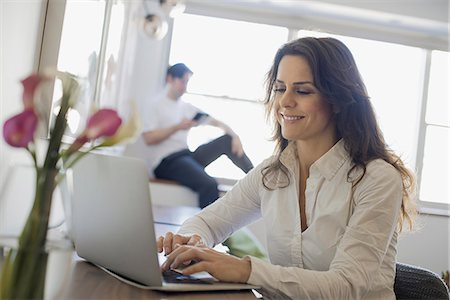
[{"left": 274, "top": 55, "right": 336, "bottom": 143}]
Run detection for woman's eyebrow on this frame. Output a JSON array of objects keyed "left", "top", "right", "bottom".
[
  {"left": 275, "top": 79, "right": 313, "bottom": 85},
  {"left": 293, "top": 81, "right": 313, "bottom": 85}
]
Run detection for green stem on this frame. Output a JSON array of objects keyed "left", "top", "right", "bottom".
[
  {"left": 55, "top": 144, "right": 101, "bottom": 185},
  {"left": 65, "top": 144, "right": 102, "bottom": 169},
  {"left": 43, "top": 79, "right": 75, "bottom": 171},
  {"left": 26, "top": 146, "right": 38, "bottom": 170},
  {"left": 0, "top": 168, "right": 58, "bottom": 299}
]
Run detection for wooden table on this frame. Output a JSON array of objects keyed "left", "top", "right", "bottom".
[{"left": 53, "top": 205, "right": 257, "bottom": 299}]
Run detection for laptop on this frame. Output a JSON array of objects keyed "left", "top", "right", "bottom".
[{"left": 69, "top": 152, "right": 258, "bottom": 291}]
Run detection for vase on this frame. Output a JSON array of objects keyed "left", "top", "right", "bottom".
[
  {"left": 0, "top": 166, "right": 72, "bottom": 299},
  {"left": 0, "top": 235, "right": 73, "bottom": 300}
]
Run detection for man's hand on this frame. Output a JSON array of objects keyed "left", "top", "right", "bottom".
[
  {"left": 176, "top": 119, "right": 196, "bottom": 131},
  {"left": 143, "top": 119, "right": 196, "bottom": 145},
  {"left": 161, "top": 245, "right": 252, "bottom": 283},
  {"left": 231, "top": 135, "right": 244, "bottom": 157}
]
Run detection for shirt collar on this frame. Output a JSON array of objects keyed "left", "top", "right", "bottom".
[
  {"left": 310, "top": 139, "right": 349, "bottom": 180},
  {"left": 279, "top": 141, "right": 298, "bottom": 172},
  {"left": 280, "top": 139, "right": 350, "bottom": 181}
]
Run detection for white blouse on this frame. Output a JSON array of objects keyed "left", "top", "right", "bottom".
[{"left": 178, "top": 139, "right": 403, "bottom": 299}]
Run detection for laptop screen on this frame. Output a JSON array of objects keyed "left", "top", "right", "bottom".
[{"left": 70, "top": 152, "right": 162, "bottom": 286}]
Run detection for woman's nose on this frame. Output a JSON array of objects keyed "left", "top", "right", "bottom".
[{"left": 278, "top": 91, "right": 295, "bottom": 108}]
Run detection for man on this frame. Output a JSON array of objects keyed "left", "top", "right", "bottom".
[{"left": 143, "top": 63, "right": 253, "bottom": 208}]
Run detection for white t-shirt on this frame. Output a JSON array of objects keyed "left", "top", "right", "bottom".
[
  {"left": 178, "top": 140, "right": 402, "bottom": 299},
  {"left": 143, "top": 91, "right": 201, "bottom": 171}
]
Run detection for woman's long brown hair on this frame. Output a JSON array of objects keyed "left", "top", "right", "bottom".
[{"left": 262, "top": 37, "right": 416, "bottom": 231}]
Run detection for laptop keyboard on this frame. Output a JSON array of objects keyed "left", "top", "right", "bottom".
[{"left": 162, "top": 269, "right": 213, "bottom": 285}]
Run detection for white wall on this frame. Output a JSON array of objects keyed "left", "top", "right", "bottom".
[
  {"left": 121, "top": 0, "right": 174, "bottom": 174},
  {"left": 397, "top": 213, "right": 450, "bottom": 274},
  {"left": 127, "top": 0, "right": 172, "bottom": 117},
  {"left": 0, "top": 0, "right": 46, "bottom": 230}
]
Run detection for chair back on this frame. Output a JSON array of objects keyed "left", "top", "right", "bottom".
[{"left": 394, "top": 262, "right": 449, "bottom": 299}]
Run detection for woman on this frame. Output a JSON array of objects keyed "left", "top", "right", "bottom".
[{"left": 159, "top": 37, "right": 416, "bottom": 299}]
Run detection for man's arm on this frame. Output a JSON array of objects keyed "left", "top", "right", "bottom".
[{"left": 142, "top": 119, "right": 195, "bottom": 145}]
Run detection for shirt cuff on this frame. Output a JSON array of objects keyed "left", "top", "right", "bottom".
[{"left": 247, "top": 256, "right": 281, "bottom": 289}]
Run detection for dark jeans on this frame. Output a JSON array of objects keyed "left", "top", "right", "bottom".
[{"left": 154, "top": 134, "right": 253, "bottom": 208}]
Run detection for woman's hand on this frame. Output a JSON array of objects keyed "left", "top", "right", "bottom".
[
  {"left": 157, "top": 232, "right": 203, "bottom": 255},
  {"left": 161, "top": 245, "right": 252, "bottom": 283}
]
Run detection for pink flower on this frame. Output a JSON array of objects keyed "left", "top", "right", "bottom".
[
  {"left": 3, "top": 108, "right": 38, "bottom": 148},
  {"left": 65, "top": 109, "right": 122, "bottom": 155},
  {"left": 85, "top": 109, "right": 122, "bottom": 139},
  {"left": 21, "top": 74, "right": 45, "bottom": 109},
  {"left": 66, "top": 135, "right": 89, "bottom": 155}
]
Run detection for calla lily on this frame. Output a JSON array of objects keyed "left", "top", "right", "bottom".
[
  {"left": 21, "top": 74, "right": 46, "bottom": 109},
  {"left": 64, "top": 109, "right": 122, "bottom": 155},
  {"left": 101, "top": 101, "right": 141, "bottom": 146},
  {"left": 85, "top": 108, "right": 122, "bottom": 139},
  {"left": 3, "top": 108, "right": 38, "bottom": 148},
  {"left": 57, "top": 71, "right": 80, "bottom": 107},
  {"left": 65, "top": 135, "right": 89, "bottom": 155}
]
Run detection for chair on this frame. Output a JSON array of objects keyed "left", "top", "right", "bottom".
[{"left": 394, "top": 262, "right": 449, "bottom": 299}]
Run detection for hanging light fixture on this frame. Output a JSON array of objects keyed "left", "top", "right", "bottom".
[
  {"left": 159, "top": 0, "right": 185, "bottom": 18},
  {"left": 142, "top": 0, "right": 168, "bottom": 40},
  {"left": 143, "top": 13, "right": 168, "bottom": 40}
]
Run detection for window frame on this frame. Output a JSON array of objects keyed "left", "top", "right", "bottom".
[
  {"left": 415, "top": 50, "right": 450, "bottom": 215},
  {"left": 38, "top": 0, "right": 114, "bottom": 140}
]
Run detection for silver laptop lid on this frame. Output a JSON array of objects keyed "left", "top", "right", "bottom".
[{"left": 71, "top": 152, "right": 162, "bottom": 286}]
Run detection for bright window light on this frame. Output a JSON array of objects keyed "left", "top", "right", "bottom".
[
  {"left": 57, "top": 0, "right": 105, "bottom": 77},
  {"left": 426, "top": 50, "right": 449, "bottom": 127},
  {"left": 420, "top": 50, "right": 450, "bottom": 204},
  {"left": 170, "top": 14, "right": 288, "bottom": 179},
  {"left": 51, "top": 0, "right": 106, "bottom": 139},
  {"left": 420, "top": 126, "right": 450, "bottom": 204},
  {"left": 170, "top": 14, "right": 288, "bottom": 101}
]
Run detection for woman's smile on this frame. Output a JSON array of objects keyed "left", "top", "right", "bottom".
[{"left": 280, "top": 112, "right": 306, "bottom": 123}]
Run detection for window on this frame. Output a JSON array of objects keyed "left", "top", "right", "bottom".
[
  {"left": 49, "top": 0, "right": 106, "bottom": 139},
  {"left": 170, "top": 14, "right": 288, "bottom": 101},
  {"left": 170, "top": 14, "right": 449, "bottom": 207},
  {"left": 420, "top": 51, "right": 449, "bottom": 204},
  {"left": 41, "top": 0, "right": 130, "bottom": 142},
  {"left": 170, "top": 14, "right": 288, "bottom": 179},
  {"left": 183, "top": 93, "right": 273, "bottom": 179}
]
